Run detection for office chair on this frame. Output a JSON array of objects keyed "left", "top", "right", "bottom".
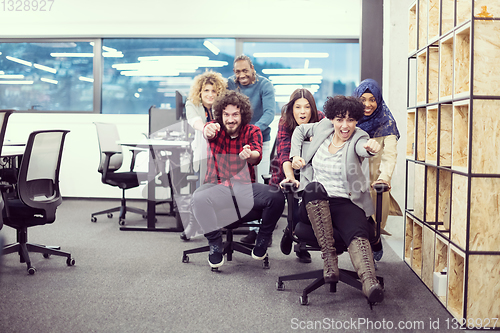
[
  {"left": 91, "top": 122, "right": 148, "bottom": 225},
  {"left": 277, "top": 182, "right": 388, "bottom": 309},
  {"left": 181, "top": 185, "right": 269, "bottom": 271},
  {"left": 2, "top": 130, "right": 75, "bottom": 275}
]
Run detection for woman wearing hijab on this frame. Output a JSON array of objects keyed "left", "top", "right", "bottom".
[{"left": 352, "top": 79, "right": 402, "bottom": 260}]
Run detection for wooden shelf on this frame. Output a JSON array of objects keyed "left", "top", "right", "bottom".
[
  {"left": 450, "top": 173, "right": 467, "bottom": 249},
  {"left": 457, "top": 0, "right": 472, "bottom": 27},
  {"left": 418, "top": 0, "right": 428, "bottom": 48},
  {"left": 454, "top": 23, "right": 471, "bottom": 97},
  {"left": 447, "top": 245, "right": 465, "bottom": 319},
  {"left": 407, "top": 110, "right": 415, "bottom": 157},
  {"left": 439, "top": 104, "right": 453, "bottom": 167},
  {"left": 425, "top": 106, "right": 438, "bottom": 164},
  {"left": 409, "top": 2, "right": 417, "bottom": 53},
  {"left": 439, "top": 35, "right": 453, "bottom": 100},
  {"left": 441, "top": 0, "right": 455, "bottom": 35},
  {"left": 452, "top": 100, "right": 469, "bottom": 172},
  {"left": 416, "top": 107, "right": 426, "bottom": 161},
  {"left": 417, "top": 50, "right": 427, "bottom": 104},
  {"left": 407, "top": 2, "right": 500, "bottom": 327}
]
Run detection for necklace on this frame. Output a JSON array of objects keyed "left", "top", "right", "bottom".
[{"left": 331, "top": 138, "right": 347, "bottom": 148}]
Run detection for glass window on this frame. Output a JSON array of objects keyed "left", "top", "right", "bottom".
[
  {"left": 243, "top": 41, "right": 359, "bottom": 111},
  {"left": 0, "top": 41, "right": 95, "bottom": 111},
  {"left": 102, "top": 38, "right": 235, "bottom": 114}
]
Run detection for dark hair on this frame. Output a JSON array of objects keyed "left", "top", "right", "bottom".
[
  {"left": 323, "top": 95, "right": 364, "bottom": 121},
  {"left": 280, "top": 88, "right": 320, "bottom": 132},
  {"left": 212, "top": 90, "right": 253, "bottom": 127},
  {"left": 233, "top": 54, "right": 254, "bottom": 68}
]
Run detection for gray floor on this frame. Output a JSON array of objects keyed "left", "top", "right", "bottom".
[{"left": 0, "top": 199, "right": 463, "bottom": 333}]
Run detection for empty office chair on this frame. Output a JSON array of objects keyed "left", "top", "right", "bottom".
[
  {"left": 91, "top": 122, "right": 148, "bottom": 225},
  {"left": 277, "top": 183, "right": 387, "bottom": 308},
  {"left": 2, "top": 130, "right": 75, "bottom": 275}
]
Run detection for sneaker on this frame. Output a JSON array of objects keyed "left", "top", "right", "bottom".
[
  {"left": 208, "top": 252, "right": 224, "bottom": 268},
  {"left": 373, "top": 249, "right": 383, "bottom": 262},
  {"left": 280, "top": 227, "right": 293, "bottom": 255},
  {"left": 252, "top": 234, "right": 270, "bottom": 260},
  {"left": 296, "top": 250, "right": 312, "bottom": 263},
  {"left": 208, "top": 237, "right": 224, "bottom": 268},
  {"left": 240, "top": 230, "right": 257, "bottom": 244}
]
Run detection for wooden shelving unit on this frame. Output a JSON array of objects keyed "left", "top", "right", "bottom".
[{"left": 405, "top": 0, "right": 500, "bottom": 328}]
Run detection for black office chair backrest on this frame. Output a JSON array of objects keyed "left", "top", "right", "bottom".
[
  {"left": 94, "top": 122, "right": 123, "bottom": 173},
  {"left": 17, "top": 130, "right": 69, "bottom": 220},
  {"left": 0, "top": 110, "right": 14, "bottom": 229}
]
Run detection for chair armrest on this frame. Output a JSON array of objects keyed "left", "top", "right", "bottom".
[
  {"left": 261, "top": 173, "right": 271, "bottom": 185},
  {"left": 372, "top": 183, "right": 389, "bottom": 240},
  {"left": 101, "top": 151, "right": 121, "bottom": 182}
]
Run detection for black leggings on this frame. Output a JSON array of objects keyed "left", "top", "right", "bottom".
[{"left": 299, "top": 182, "right": 372, "bottom": 246}]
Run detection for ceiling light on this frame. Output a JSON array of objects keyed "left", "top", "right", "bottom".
[
  {"left": 0, "top": 81, "right": 34, "bottom": 85},
  {"left": 103, "top": 52, "right": 124, "bottom": 58},
  {"left": 253, "top": 52, "right": 329, "bottom": 58},
  {"left": 0, "top": 74, "right": 25, "bottom": 79},
  {"left": 203, "top": 41, "right": 220, "bottom": 55},
  {"left": 6, "top": 56, "right": 32, "bottom": 67},
  {"left": 262, "top": 68, "right": 322, "bottom": 75},
  {"left": 34, "top": 63, "right": 57, "bottom": 74},
  {"left": 79, "top": 76, "right": 94, "bottom": 83},
  {"left": 41, "top": 78, "right": 58, "bottom": 84},
  {"left": 269, "top": 75, "right": 323, "bottom": 84},
  {"left": 51, "top": 53, "right": 94, "bottom": 58}
]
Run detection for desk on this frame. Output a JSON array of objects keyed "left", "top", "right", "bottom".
[{"left": 119, "top": 139, "right": 192, "bottom": 232}]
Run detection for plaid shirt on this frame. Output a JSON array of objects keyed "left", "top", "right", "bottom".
[
  {"left": 204, "top": 121, "right": 263, "bottom": 186},
  {"left": 270, "top": 111, "right": 325, "bottom": 186}
]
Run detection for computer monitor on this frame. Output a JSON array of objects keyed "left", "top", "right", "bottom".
[
  {"left": 148, "top": 105, "right": 181, "bottom": 137},
  {"left": 175, "top": 91, "right": 186, "bottom": 120}
]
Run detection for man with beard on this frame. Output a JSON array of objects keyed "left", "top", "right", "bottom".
[
  {"left": 190, "top": 90, "right": 284, "bottom": 268},
  {"left": 228, "top": 54, "right": 276, "bottom": 245}
]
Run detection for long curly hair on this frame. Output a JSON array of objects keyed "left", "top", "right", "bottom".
[
  {"left": 187, "top": 70, "right": 227, "bottom": 106},
  {"left": 212, "top": 90, "right": 253, "bottom": 128},
  {"left": 280, "top": 88, "right": 320, "bottom": 132},
  {"left": 323, "top": 95, "right": 364, "bottom": 121}
]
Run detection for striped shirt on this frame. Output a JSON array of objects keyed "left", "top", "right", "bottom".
[{"left": 312, "top": 134, "right": 349, "bottom": 199}]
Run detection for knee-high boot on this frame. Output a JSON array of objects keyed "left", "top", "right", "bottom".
[
  {"left": 305, "top": 200, "right": 339, "bottom": 283},
  {"left": 348, "top": 237, "right": 384, "bottom": 303}
]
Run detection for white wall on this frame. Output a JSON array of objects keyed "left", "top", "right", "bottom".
[
  {"left": 383, "top": 0, "right": 413, "bottom": 218},
  {"left": 0, "top": 0, "right": 361, "bottom": 38}
]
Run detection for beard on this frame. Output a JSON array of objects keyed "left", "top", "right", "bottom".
[{"left": 223, "top": 122, "right": 240, "bottom": 136}]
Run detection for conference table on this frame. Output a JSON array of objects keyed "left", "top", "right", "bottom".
[{"left": 118, "top": 138, "right": 193, "bottom": 232}]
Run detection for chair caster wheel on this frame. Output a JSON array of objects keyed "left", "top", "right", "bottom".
[
  {"left": 119, "top": 219, "right": 125, "bottom": 226},
  {"left": 262, "top": 256, "right": 270, "bottom": 269},
  {"left": 182, "top": 255, "right": 189, "bottom": 263},
  {"left": 107, "top": 213, "right": 113, "bottom": 218},
  {"left": 300, "top": 295, "right": 309, "bottom": 305},
  {"left": 211, "top": 267, "right": 219, "bottom": 272},
  {"left": 91, "top": 217, "right": 97, "bottom": 222},
  {"left": 66, "top": 258, "right": 75, "bottom": 266},
  {"left": 142, "top": 214, "right": 147, "bottom": 219},
  {"left": 28, "top": 267, "right": 36, "bottom": 275},
  {"left": 276, "top": 281, "right": 285, "bottom": 291},
  {"left": 43, "top": 253, "right": 50, "bottom": 259}
]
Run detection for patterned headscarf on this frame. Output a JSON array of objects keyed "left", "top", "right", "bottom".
[{"left": 352, "top": 79, "right": 400, "bottom": 139}]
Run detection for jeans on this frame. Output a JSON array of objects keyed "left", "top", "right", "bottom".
[{"left": 191, "top": 182, "right": 284, "bottom": 242}]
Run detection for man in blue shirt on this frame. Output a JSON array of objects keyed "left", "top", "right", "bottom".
[{"left": 228, "top": 55, "right": 276, "bottom": 244}]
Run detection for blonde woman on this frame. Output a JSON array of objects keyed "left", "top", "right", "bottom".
[{"left": 181, "top": 70, "right": 227, "bottom": 241}]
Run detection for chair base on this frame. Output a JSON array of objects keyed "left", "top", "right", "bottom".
[
  {"left": 91, "top": 204, "right": 147, "bottom": 225},
  {"left": 3, "top": 242, "right": 75, "bottom": 275},
  {"left": 181, "top": 228, "right": 270, "bottom": 269},
  {"left": 277, "top": 268, "right": 384, "bottom": 308}
]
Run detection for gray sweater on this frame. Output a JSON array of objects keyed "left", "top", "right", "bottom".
[{"left": 290, "top": 118, "right": 375, "bottom": 217}]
